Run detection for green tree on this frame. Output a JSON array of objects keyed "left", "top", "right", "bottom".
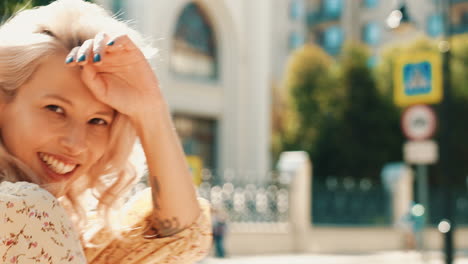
[
  {"left": 330, "top": 43, "right": 403, "bottom": 181},
  {"left": 277, "top": 42, "right": 403, "bottom": 182},
  {"left": 1, "top": 0, "right": 92, "bottom": 22},
  {"left": 1, "top": 0, "right": 32, "bottom": 22},
  {"left": 275, "top": 44, "right": 341, "bottom": 161}
]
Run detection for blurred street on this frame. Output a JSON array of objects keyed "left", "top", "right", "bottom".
[
  {"left": 5, "top": 0, "right": 467, "bottom": 262},
  {"left": 203, "top": 251, "right": 468, "bottom": 264}
]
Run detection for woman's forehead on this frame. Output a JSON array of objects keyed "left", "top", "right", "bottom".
[{"left": 20, "top": 54, "right": 113, "bottom": 113}]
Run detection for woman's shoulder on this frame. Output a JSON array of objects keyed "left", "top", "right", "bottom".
[
  {"left": 0, "top": 180, "right": 56, "bottom": 203},
  {"left": 0, "top": 180, "right": 64, "bottom": 228},
  {"left": 0, "top": 180, "right": 64, "bottom": 225},
  {"left": 0, "top": 181, "right": 87, "bottom": 263}
]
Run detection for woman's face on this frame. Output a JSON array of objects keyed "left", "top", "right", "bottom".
[{"left": 0, "top": 53, "right": 115, "bottom": 196}]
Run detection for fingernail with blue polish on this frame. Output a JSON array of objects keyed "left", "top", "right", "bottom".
[
  {"left": 93, "top": 53, "right": 101, "bottom": 63},
  {"left": 77, "top": 54, "right": 86, "bottom": 62},
  {"left": 106, "top": 40, "right": 115, "bottom": 46},
  {"left": 65, "top": 56, "right": 74, "bottom": 64}
]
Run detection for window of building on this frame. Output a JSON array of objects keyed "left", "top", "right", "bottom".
[
  {"left": 362, "top": 22, "right": 380, "bottom": 46},
  {"left": 170, "top": 3, "right": 218, "bottom": 81},
  {"left": 174, "top": 115, "right": 218, "bottom": 181},
  {"left": 322, "top": 0, "right": 343, "bottom": 18},
  {"left": 363, "top": 0, "right": 379, "bottom": 9},
  {"left": 427, "top": 14, "right": 443, "bottom": 37},
  {"left": 307, "top": 11, "right": 318, "bottom": 26},
  {"left": 289, "top": 0, "right": 304, "bottom": 21},
  {"left": 322, "top": 25, "right": 343, "bottom": 55},
  {"left": 289, "top": 31, "right": 305, "bottom": 50}
]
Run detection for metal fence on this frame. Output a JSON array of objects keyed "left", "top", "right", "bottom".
[
  {"left": 312, "top": 177, "right": 392, "bottom": 226},
  {"left": 197, "top": 173, "right": 290, "bottom": 223},
  {"left": 429, "top": 187, "right": 468, "bottom": 226}
]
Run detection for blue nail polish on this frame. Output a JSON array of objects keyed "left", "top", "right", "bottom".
[
  {"left": 65, "top": 56, "right": 74, "bottom": 64},
  {"left": 93, "top": 53, "right": 101, "bottom": 63},
  {"left": 107, "top": 40, "right": 115, "bottom": 46},
  {"left": 77, "top": 54, "right": 86, "bottom": 62}
]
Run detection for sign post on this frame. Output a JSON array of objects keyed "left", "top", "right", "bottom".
[
  {"left": 401, "top": 104, "right": 438, "bottom": 252},
  {"left": 395, "top": 50, "right": 442, "bottom": 253}
]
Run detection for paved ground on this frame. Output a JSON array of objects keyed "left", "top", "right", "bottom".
[{"left": 201, "top": 251, "right": 468, "bottom": 264}]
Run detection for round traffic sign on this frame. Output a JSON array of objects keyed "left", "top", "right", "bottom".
[{"left": 401, "top": 104, "right": 437, "bottom": 141}]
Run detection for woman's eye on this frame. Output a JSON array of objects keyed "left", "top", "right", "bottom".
[
  {"left": 45, "top": 105, "right": 64, "bottom": 114},
  {"left": 89, "top": 118, "right": 108, "bottom": 126}
]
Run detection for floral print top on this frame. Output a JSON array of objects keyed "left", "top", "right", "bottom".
[
  {"left": 0, "top": 181, "right": 212, "bottom": 264},
  {"left": 0, "top": 181, "right": 86, "bottom": 264}
]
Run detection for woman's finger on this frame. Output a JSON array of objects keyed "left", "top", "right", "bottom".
[
  {"left": 105, "top": 34, "right": 138, "bottom": 53},
  {"left": 65, "top": 46, "right": 80, "bottom": 66},
  {"left": 81, "top": 64, "right": 107, "bottom": 102},
  {"left": 76, "top": 39, "right": 94, "bottom": 65},
  {"left": 92, "top": 32, "right": 110, "bottom": 65}
]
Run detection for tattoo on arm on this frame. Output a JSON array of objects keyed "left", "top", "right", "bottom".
[
  {"left": 144, "top": 217, "right": 182, "bottom": 238},
  {"left": 146, "top": 176, "right": 184, "bottom": 238}
]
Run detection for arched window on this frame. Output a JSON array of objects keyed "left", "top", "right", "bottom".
[{"left": 170, "top": 3, "right": 218, "bottom": 80}]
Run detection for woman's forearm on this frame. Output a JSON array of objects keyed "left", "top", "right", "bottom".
[{"left": 132, "top": 96, "right": 200, "bottom": 237}]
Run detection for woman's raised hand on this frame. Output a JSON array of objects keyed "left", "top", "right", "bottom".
[{"left": 65, "top": 32, "right": 160, "bottom": 123}]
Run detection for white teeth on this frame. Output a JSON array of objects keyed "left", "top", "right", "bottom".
[
  {"left": 52, "top": 159, "right": 58, "bottom": 168},
  {"left": 39, "top": 153, "right": 77, "bottom": 175},
  {"left": 57, "top": 162, "right": 64, "bottom": 173},
  {"left": 64, "top": 164, "right": 74, "bottom": 172}
]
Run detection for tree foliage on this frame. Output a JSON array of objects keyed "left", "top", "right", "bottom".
[
  {"left": 277, "top": 34, "right": 468, "bottom": 195},
  {"left": 273, "top": 44, "right": 341, "bottom": 165},
  {"left": 1, "top": 0, "right": 91, "bottom": 22},
  {"left": 277, "top": 42, "right": 403, "bottom": 182},
  {"left": 333, "top": 43, "right": 402, "bottom": 181},
  {"left": 1, "top": 0, "right": 33, "bottom": 22}
]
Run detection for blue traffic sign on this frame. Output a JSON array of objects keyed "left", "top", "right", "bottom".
[
  {"left": 403, "top": 61, "right": 432, "bottom": 96},
  {"left": 394, "top": 52, "right": 442, "bottom": 107}
]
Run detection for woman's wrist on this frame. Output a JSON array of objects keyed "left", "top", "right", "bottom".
[{"left": 129, "top": 91, "right": 169, "bottom": 135}]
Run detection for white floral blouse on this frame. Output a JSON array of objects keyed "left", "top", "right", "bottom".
[{"left": 0, "top": 181, "right": 212, "bottom": 264}]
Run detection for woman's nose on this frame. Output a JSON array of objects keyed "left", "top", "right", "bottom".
[{"left": 58, "top": 124, "right": 87, "bottom": 156}]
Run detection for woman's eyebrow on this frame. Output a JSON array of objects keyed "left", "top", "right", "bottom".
[
  {"left": 95, "top": 110, "right": 116, "bottom": 119},
  {"left": 43, "top": 94, "right": 73, "bottom": 105}
]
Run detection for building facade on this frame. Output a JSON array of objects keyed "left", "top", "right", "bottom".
[
  {"left": 307, "top": 0, "right": 468, "bottom": 62},
  {"left": 96, "top": 0, "right": 284, "bottom": 184},
  {"left": 92, "top": 0, "right": 468, "bottom": 184}
]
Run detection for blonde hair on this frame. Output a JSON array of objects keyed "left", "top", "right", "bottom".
[{"left": 0, "top": 0, "right": 156, "bottom": 242}]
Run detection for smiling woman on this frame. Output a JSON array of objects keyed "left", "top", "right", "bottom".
[
  {"left": 2, "top": 54, "right": 114, "bottom": 192},
  {"left": 0, "top": 0, "right": 211, "bottom": 263}
]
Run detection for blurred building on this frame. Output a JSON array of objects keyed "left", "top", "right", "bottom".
[
  {"left": 96, "top": 0, "right": 283, "bottom": 184},
  {"left": 306, "top": 0, "right": 468, "bottom": 63},
  {"left": 92, "top": 0, "right": 468, "bottom": 184}
]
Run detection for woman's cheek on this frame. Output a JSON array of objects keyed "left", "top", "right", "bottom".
[{"left": 88, "top": 127, "right": 111, "bottom": 157}]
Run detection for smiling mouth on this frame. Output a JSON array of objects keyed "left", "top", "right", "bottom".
[{"left": 38, "top": 152, "right": 79, "bottom": 175}]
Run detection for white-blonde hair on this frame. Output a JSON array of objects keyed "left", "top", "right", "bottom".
[{"left": 0, "top": 0, "right": 156, "bottom": 242}]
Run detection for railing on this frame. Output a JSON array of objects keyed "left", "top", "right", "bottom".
[
  {"left": 133, "top": 169, "right": 394, "bottom": 226},
  {"left": 429, "top": 187, "right": 468, "bottom": 226},
  {"left": 312, "top": 177, "right": 392, "bottom": 226},
  {"left": 197, "top": 171, "right": 290, "bottom": 223}
]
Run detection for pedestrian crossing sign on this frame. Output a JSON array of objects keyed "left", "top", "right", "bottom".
[{"left": 394, "top": 52, "right": 442, "bottom": 107}]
